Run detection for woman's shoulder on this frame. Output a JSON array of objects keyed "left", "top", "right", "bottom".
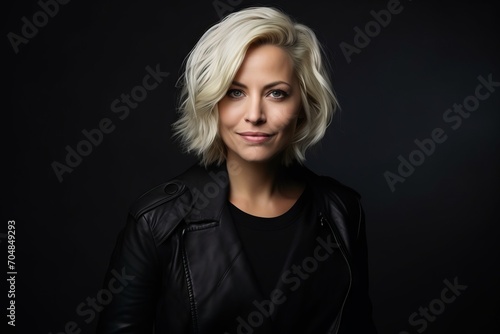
[
  {"left": 127, "top": 162, "right": 225, "bottom": 220},
  {"left": 298, "top": 164, "right": 362, "bottom": 200},
  {"left": 315, "top": 173, "right": 361, "bottom": 200},
  {"left": 121, "top": 163, "right": 208, "bottom": 244},
  {"left": 128, "top": 178, "right": 186, "bottom": 220},
  {"left": 298, "top": 165, "right": 363, "bottom": 222}
]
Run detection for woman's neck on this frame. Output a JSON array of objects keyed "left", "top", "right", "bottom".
[{"left": 225, "top": 155, "right": 304, "bottom": 217}]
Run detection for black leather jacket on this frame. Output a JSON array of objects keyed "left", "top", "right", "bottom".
[{"left": 96, "top": 162, "right": 377, "bottom": 333}]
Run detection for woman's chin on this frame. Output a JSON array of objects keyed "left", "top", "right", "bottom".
[{"left": 229, "top": 149, "right": 284, "bottom": 165}]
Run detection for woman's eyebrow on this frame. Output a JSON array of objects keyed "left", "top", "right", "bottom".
[{"left": 231, "top": 80, "right": 292, "bottom": 89}]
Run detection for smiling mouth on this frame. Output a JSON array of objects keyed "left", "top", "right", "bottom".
[{"left": 237, "top": 132, "right": 274, "bottom": 143}]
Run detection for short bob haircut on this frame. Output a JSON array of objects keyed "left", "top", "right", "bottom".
[{"left": 172, "top": 6, "right": 338, "bottom": 166}]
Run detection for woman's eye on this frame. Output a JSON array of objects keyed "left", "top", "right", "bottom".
[
  {"left": 227, "top": 89, "right": 244, "bottom": 98},
  {"left": 269, "top": 90, "right": 288, "bottom": 99}
]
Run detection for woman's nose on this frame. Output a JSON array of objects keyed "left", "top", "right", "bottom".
[{"left": 244, "top": 97, "right": 266, "bottom": 124}]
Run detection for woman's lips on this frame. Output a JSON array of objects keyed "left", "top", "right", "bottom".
[{"left": 238, "top": 132, "right": 274, "bottom": 143}]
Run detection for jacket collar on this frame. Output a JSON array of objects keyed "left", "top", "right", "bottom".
[
  {"left": 175, "top": 161, "right": 322, "bottom": 224},
  {"left": 173, "top": 161, "right": 356, "bottom": 258},
  {"left": 174, "top": 162, "right": 230, "bottom": 223}
]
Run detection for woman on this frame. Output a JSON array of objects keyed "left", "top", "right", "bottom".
[{"left": 97, "top": 6, "right": 377, "bottom": 334}]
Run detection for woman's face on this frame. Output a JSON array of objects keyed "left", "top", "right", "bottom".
[{"left": 218, "top": 44, "right": 302, "bottom": 164}]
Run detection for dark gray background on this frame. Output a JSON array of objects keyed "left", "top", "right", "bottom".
[{"left": 4, "top": 0, "right": 499, "bottom": 333}]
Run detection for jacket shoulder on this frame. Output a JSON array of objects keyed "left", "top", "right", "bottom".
[
  {"left": 129, "top": 179, "right": 187, "bottom": 220},
  {"left": 308, "top": 170, "right": 363, "bottom": 220},
  {"left": 128, "top": 163, "right": 209, "bottom": 220},
  {"left": 316, "top": 174, "right": 361, "bottom": 201},
  {"left": 303, "top": 163, "right": 361, "bottom": 198},
  {"left": 128, "top": 161, "right": 225, "bottom": 220},
  {"left": 126, "top": 165, "right": 202, "bottom": 245}
]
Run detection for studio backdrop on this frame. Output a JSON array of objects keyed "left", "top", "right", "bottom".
[{"left": 4, "top": 0, "right": 499, "bottom": 333}]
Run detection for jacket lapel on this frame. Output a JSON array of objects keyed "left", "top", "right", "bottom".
[{"left": 177, "top": 163, "right": 266, "bottom": 331}]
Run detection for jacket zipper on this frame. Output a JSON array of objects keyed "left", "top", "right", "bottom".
[
  {"left": 181, "top": 227, "right": 199, "bottom": 334},
  {"left": 319, "top": 212, "right": 352, "bottom": 334}
]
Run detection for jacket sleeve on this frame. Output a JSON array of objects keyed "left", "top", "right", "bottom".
[
  {"left": 96, "top": 213, "right": 160, "bottom": 333},
  {"left": 340, "top": 198, "right": 378, "bottom": 334}
]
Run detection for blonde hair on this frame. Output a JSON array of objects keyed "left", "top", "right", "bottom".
[{"left": 172, "top": 6, "right": 338, "bottom": 166}]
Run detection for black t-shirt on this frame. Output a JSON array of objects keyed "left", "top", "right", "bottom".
[
  {"left": 228, "top": 188, "right": 307, "bottom": 297},
  {"left": 228, "top": 185, "right": 350, "bottom": 333}
]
